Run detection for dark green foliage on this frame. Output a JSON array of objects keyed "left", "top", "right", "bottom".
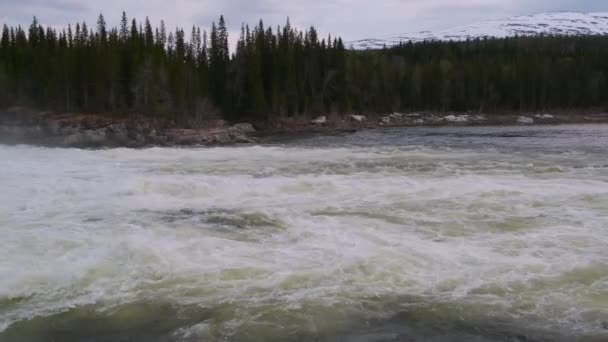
[
  {"left": 377, "top": 37, "right": 608, "bottom": 112},
  {"left": 1, "top": 14, "right": 608, "bottom": 123}
]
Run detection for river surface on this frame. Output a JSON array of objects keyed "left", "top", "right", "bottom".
[{"left": 0, "top": 125, "right": 607, "bottom": 342}]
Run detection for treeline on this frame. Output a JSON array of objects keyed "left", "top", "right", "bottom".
[
  {"left": 1, "top": 14, "right": 608, "bottom": 124},
  {"left": 372, "top": 36, "right": 608, "bottom": 112},
  {"left": 0, "top": 14, "right": 347, "bottom": 123}
]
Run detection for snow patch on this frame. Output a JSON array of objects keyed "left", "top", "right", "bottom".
[{"left": 349, "top": 12, "right": 608, "bottom": 50}]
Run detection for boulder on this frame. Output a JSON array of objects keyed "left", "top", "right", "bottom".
[
  {"left": 229, "top": 127, "right": 256, "bottom": 143},
  {"left": 350, "top": 115, "right": 366, "bottom": 122},
  {"left": 0, "top": 126, "right": 26, "bottom": 141},
  {"left": 60, "top": 133, "right": 81, "bottom": 146},
  {"left": 380, "top": 116, "right": 391, "bottom": 124},
  {"left": 164, "top": 129, "right": 199, "bottom": 145},
  {"left": 86, "top": 129, "right": 108, "bottom": 144},
  {"left": 52, "top": 122, "right": 79, "bottom": 136},
  {"left": 45, "top": 120, "right": 62, "bottom": 136},
  {"left": 517, "top": 116, "right": 535, "bottom": 125},
  {"left": 444, "top": 115, "right": 469, "bottom": 123},
  {"left": 106, "top": 123, "right": 129, "bottom": 143},
  {"left": 233, "top": 123, "right": 255, "bottom": 133},
  {"left": 23, "top": 126, "right": 43, "bottom": 137},
  {"left": 535, "top": 114, "right": 555, "bottom": 119},
  {"left": 311, "top": 116, "right": 327, "bottom": 125},
  {"left": 164, "top": 127, "right": 255, "bottom": 146},
  {"left": 209, "top": 131, "right": 232, "bottom": 144},
  {"left": 61, "top": 129, "right": 107, "bottom": 146}
]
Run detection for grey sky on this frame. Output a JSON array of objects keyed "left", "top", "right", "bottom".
[{"left": 1, "top": 0, "right": 607, "bottom": 45}]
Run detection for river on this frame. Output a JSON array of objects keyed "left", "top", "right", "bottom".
[{"left": 0, "top": 125, "right": 607, "bottom": 341}]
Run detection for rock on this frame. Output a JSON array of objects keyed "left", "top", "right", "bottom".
[
  {"left": 233, "top": 123, "right": 255, "bottom": 133},
  {"left": 45, "top": 121, "right": 62, "bottom": 135},
  {"left": 444, "top": 115, "right": 469, "bottom": 123},
  {"left": 0, "top": 112, "right": 254, "bottom": 147},
  {"left": 210, "top": 131, "right": 231, "bottom": 144},
  {"left": 167, "top": 129, "right": 206, "bottom": 145},
  {"left": 413, "top": 119, "right": 425, "bottom": 124},
  {"left": 311, "top": 116, "right": 327, "bottom": 125},
  {"left": 106, "top": 123, "right": 129, "bottom": 144},
  {"left": 0, "top": 126, "right": 26, "bottom": 141},
  {"left": 391, "top": 113, "right": 406, "bottom": 119},
  {"left": 229, "top": 127, "right": 256, "bottom": 144},
  {"left": 380, "top": 116, "right": 391, "bottom": 124},
  {"left": 28, "top": 126, "right": 43, "bottom": 136},
  {"left": 134, "top": 133, "right": 147, "bottom": 144},
  {"left": 60, "top": 129, "right": 107, "bottom": 147},
  {"left": 517, "top": 116, "right": 535, "bottom": 125},
  {"left": 88, "top": 129, "right": 108, "bottom": 143},
  {"left": 163, "top": 127, "right": 255, "bottom": 146},
  {"left": 61, "top": 126, "right": 80, "bottom": 136},
  {"left": 472, "top": 115, "right": 487, "bottom": 121},
  {"left": 535, "top": 114, "right": 555, "bottom": 119},
  {"left": 350, "top": 115, "right": 366, "bottom": 122}
]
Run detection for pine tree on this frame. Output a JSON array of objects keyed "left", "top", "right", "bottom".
[
  {"left": 119, "top": 12, "right": 128, "bottom": 42},
  {"left": 144, "top": 17, "right": 154, "bottom": 49},
  {"left": 97, "top": 14, "right": 107, "bottom": 45}
]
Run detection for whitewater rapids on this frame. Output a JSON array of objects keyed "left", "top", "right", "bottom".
[{"left": 0, "top": 125, "right": 607, "bottom": 341}]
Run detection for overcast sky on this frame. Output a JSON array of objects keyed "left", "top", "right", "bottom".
[{"left": 1, "top": 0, "right": 608, "bottom": 45}]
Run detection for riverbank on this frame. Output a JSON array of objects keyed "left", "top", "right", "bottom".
[
  {"left": 254, "top": 111, "right": 608, "bottom": 135},
  {"left": 0, "top": 108, "right": 256, "bottom": 148},
  {"left": 1, "top": 108, "right": 607, "bottom": 148}
]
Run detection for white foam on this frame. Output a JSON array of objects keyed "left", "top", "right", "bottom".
[{"left": 0, "top": 142, "right": 606, "bottom": 336}]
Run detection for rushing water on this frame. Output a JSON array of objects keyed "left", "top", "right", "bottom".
[{"left": 0, "top": 125, "right": 607, "bottom": 342}]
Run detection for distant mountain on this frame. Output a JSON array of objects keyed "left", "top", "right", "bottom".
[{"left": 348, "top": 12, "right": 608, "bottom": 49}]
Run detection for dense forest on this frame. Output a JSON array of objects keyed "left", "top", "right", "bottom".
[{"left": 1, "top": 13, "right": 608, "bottom": 124}]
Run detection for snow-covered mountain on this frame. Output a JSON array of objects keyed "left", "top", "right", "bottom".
[{"left": 349, "top": 12, "right": 608, "bottom": 49}]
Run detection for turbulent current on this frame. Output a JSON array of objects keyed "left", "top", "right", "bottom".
[{"left": 0, "top": 125, "right": 607, "bottom": 342}]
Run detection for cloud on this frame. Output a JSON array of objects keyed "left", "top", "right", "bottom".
[
  {"left": 1, "top": 0, "right": 607, "bottom": 44},
  {"left": 522, "top": 0, "right": 608, "bottom": 14},
  {"left": 0, "top": 0, "right": 86, "bottom": 26}
]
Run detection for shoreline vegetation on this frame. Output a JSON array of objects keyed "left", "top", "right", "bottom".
[{"left": 2, "top": 13, "right": 608, "bottom": 146}]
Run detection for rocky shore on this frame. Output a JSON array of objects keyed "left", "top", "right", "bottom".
[
  {"left": 0, "top": 109, "right": 256, "bottom": 148},
  {"left": 1, "top": 108, "right": 607, "bottom": 148},
  {"left": 300, "top": 112, "right": 608, "bottom": 130},
  {"left": 253, "top": 111, "right": 608, "bottom": 137}
]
